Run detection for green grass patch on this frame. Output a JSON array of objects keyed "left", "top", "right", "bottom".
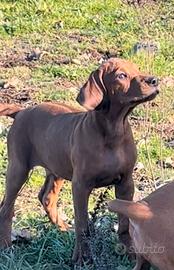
[
  {"left": 39, "top": 63, "right": 96, "bottom": 81},
  {"left": 0, "top": 214, "right": 136, "bottom": 270}
]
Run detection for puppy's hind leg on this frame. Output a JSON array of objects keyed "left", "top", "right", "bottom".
[
  {"left": 0, "top": 161, "right": 29, "bottom": 248},
  {"left": 115, "top": 175, "right": 134, "bottom": 251},
  {"left": 38, "top": 172, "right": 69, "bottom": 231}
]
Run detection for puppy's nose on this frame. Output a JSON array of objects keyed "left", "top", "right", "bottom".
[{"left": 145, "top": 76, "right": 158, "bottom": 87}]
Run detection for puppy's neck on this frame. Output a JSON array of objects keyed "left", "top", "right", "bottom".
[{"left": 92, "top": 103, "right": 132, "bottom": 139}]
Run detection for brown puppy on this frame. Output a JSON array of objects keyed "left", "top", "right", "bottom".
[
  {"left": 109, "top": 182, "right": 174, "bottom": 270},
  {"left": 0, "top": 58, "right": 159, "bottom": 264}
]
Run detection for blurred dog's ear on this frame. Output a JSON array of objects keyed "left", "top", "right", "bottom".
[
  {"left": 76, "top": 69, "right": 105, "bottom": 110},
  {"left": 108, "top": 199, "right": 153, "bottom": 220}
]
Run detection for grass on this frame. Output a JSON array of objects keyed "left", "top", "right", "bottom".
[
  {"left": 0, "top": 221, "right": 75, "bottom": 270},
  {"left": 0, "top": 0, "right": 174, "bottom": 269},
  {"left": 0, "top": 215, "right": 136, "bottom": 270}
]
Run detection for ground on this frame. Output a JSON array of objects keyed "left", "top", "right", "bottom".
[{"left": 0, "top": 0, "right": 174, "bottom": 269}]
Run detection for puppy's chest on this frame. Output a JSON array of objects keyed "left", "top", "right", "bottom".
[
  {"left": 88, "top": 147, "right": 130, "bottom": 187},
  {"left": 99, "top": 148, "right": 124, "bottom": 170}
]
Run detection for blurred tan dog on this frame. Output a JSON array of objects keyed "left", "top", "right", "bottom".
[{"left": 109, "top": 182, "right": 174, "bottom": 270}]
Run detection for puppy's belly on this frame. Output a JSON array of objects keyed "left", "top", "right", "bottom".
[
  {"left": 44, "top": 161, "right": 73, "bottom": 181},
  {"left": 33, "top": 151, "right": 73, "bottom": 180},
  {"left": 94, "top": 174, "right": 121, "bottom": 188}
]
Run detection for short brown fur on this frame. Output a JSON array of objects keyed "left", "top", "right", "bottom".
[
  {"left": 0, "top": 58, "right": 159, "bottom": 264},
  {"left": 109, "top": 182, "right": 174, "bottom": 270}
]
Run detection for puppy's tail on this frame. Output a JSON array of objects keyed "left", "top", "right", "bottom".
[
  {"left": 108, "top": 199, "right": 153, "bottom": 221},
  {"left": 0, "top": 103, "right": 23, "bottom": 119}
]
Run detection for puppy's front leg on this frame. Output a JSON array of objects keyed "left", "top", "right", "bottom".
[
  {"left": 72, "top": 178, "right": 92, "bottom": 265},
  {"left": 133, "top": 256, "right": 151, "bottom": 270},
  {"left": 115, "top": 174, "right": 134, "bottom": 250}
]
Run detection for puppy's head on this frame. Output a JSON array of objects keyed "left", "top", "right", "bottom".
[{"left": 77, "top": 58, "right": 159, "bottom": 111}]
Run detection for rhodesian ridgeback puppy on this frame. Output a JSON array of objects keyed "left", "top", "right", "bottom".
[{"left": 0, "top": 58, "right": 159, "bottom": 263}]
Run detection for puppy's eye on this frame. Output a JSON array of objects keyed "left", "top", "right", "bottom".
[{"left": 117, "top": 73, "right": 127, "bottom": 79}]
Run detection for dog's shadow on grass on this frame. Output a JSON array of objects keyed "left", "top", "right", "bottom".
[{"left": 0, "top": 215, "right": 136, "bottom": 270}]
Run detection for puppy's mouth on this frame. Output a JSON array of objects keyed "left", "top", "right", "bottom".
[{"left": 130, "top": 89, "right": 159, "bottom": 104}]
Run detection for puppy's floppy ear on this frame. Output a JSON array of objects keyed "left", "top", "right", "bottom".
[
  {"left": 0, "top": 103, "right": 23, "bottom": 118},
  {"left": 76, "top": 68, "right": 105, "bottom": 110}
]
